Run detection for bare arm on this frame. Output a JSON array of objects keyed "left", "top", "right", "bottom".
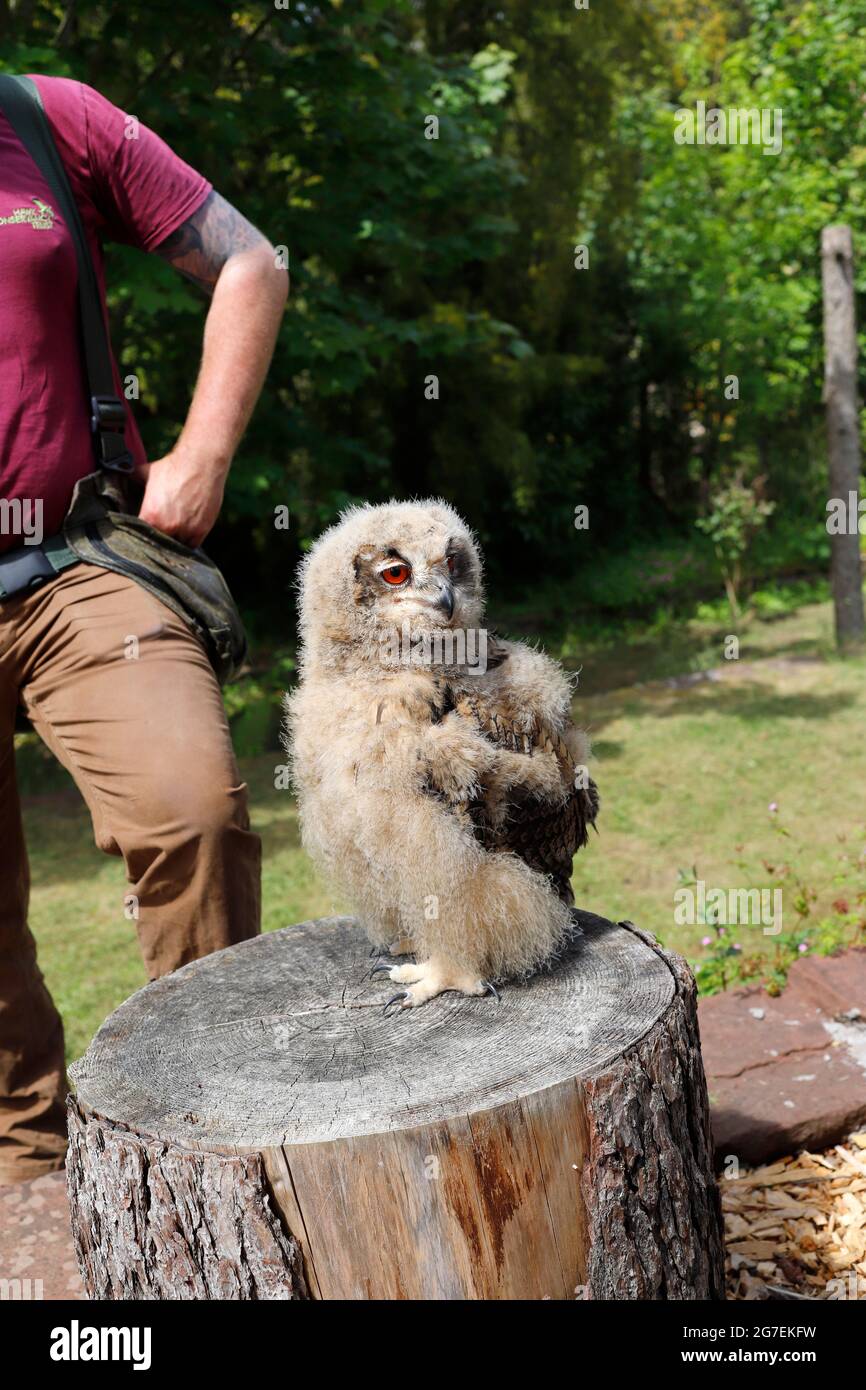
[{"left": 139, "top": 191, "right": 289, "bottom": 547}]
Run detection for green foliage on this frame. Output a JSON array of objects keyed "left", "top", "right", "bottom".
[
  {"left": 676, "top": 850, "right": 866, "bottom": 998},
  {"left": 1, "top": 0, "right": 861, "bottom": 637},
  {"left": 621, "top": 0, "right": 866, "bottom": 523},
  {"left": 696, "top": 474, "right": 776, "bottom": 617},
  {"left": 222, "top": 650, "right": 296, "bottom": 755}
]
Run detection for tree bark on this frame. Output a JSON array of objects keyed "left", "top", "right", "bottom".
[
  {"left": 67, "top": 912, "right": 725, "bottom": 1301},
  {"left": 821, "top": 224, "right": 865, "bottom": 652},
  {"left": 65, "top": 1103, "right": 308, "bottom": 1300}
]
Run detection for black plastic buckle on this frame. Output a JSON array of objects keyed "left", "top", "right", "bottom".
[
  {"left": 0, "top": 544, "right": 56, "bottom": 598},
  {"left": 90, "top": 394, "right": 128, "bottom": 431},
  {"left": 90, "top": 395, "right": 135, "bottom": 473}
]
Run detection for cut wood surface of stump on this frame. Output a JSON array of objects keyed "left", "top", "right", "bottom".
[{"left": 67, "top": 912, "right": 725, "bottom": 1300}]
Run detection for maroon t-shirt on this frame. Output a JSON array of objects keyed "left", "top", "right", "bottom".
[{"left": 0, "top": 76, "right": 212, "bottom": 552}]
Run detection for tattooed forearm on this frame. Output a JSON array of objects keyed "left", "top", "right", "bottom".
[{"left": 154, "top": 190, "right": 271, "bottom": 292}]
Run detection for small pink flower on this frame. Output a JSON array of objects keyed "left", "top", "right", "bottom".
[
  {"left": 701, "top": 936, "right": 712, "bottom": 947},
  {"left": 769, "top": 802, "right": 779, "bottom": 814},
  {"left": 798, "top": 942, "right": 809, "bottom": 953},
  {"left": 733, "top": 943, "right": 742, "bottom": 951}
]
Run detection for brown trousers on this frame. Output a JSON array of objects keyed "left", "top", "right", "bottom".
[{"left": 0, "top": 563, "right": 261, "bottom": 1182}]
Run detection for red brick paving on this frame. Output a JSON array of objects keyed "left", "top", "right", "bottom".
[
  {"left": 699, "top": 949, "right": 866, "bottom": 1167},
  {"left": 0, "top": 1170, "right": 84, "bottom": 1300}
]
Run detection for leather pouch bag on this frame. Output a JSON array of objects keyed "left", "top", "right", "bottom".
[{"left": 63, "top": 470, "right": 247, "bottom": 685}]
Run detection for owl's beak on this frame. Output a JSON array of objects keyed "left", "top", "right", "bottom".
[{"left": 431, "top": 578, "right": 455, "bottom": 620}]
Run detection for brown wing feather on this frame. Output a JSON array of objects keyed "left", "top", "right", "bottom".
[{"left": 451, "top": 691, "right": 599, "bottom": 904}]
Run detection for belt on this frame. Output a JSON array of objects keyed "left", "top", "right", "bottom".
[{"left": 0, "top": 533, "right": 81, "bottom": 600}]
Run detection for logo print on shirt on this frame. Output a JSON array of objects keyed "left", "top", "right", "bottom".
[{"left": 0, "top": 197, "right": 55, "bottom": 230}]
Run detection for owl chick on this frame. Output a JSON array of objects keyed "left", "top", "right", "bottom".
[{"left": 283, "top": 499, "right": 598, "bottom": 1008}]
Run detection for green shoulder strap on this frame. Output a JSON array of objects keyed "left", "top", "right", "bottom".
[{"left": 0, "top": 73, "right": 133, "bottom": 472}]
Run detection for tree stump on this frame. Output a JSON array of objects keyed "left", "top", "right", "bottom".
[{"left": 67, "top": 912, "right": 725, "bottom": 1300}]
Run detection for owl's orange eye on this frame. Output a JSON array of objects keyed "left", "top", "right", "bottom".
[{"left": 381, "top": 563, "right": 411, "bottom": 586}]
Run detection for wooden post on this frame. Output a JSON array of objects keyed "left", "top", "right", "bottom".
[
  {"left": 821, "top": 224, "right": 865, "bottom": 652},
  {"left": 66, "top": 912, "right": 725, "bottom": 1301}
]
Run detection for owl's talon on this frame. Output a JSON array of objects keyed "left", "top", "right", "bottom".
[
  {"left": 383, "top": 992, "right": 409, "bottom": 1015},
  {"left": 376, "top": 957, "right": 493, "bottom": 1007},
  {"left": 483, "top": 980, "right": 501, "bottom": 1003},
  {"left": 369, "top": 961, "right": 391, "bottom": 979}
]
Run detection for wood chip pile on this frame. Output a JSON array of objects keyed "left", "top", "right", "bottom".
[{"left": 724, "top": 1134, "right": 866, "bottom": 1300}]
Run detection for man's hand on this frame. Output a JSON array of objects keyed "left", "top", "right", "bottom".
[{"left": 137, "top": 450, "right": 226, "bottom": 549}]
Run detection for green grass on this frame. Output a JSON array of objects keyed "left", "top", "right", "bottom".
[
  {"left": 573, "top": 643, "right": 866, "bottom": 991},
  {"left": 19, "top": 587, "right": 866, "bottom": 1065},
  {"left": 496, "top": 575, "right": 836, "bottom": 694}
]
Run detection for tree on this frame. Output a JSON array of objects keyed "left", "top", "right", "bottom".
[
  {"left": 822, "top": 224, "right": 866, "bottom": 651},
  {"left": 696, "top": 473, "right": 775, "bottom": 620}
]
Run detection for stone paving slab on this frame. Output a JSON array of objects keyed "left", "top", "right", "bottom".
[
  {"left": 699, "top": 949, "right": 866, "bottom": 1167},
  {"left": 0, "top": 1170, "right": 84, "bottom": 1300}
]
